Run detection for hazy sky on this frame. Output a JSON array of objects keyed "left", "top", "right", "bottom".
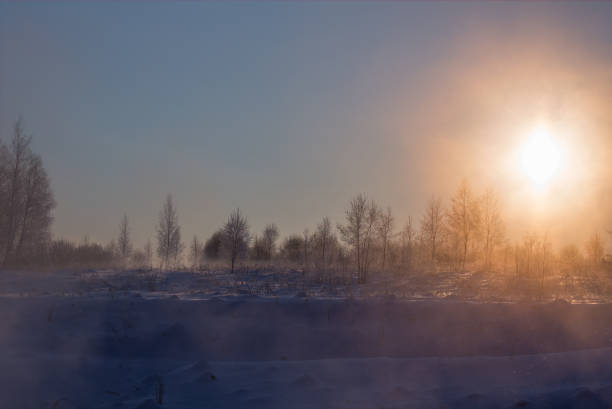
[{"left": 1, "top": 2, "right": 612, "bottom": 247}]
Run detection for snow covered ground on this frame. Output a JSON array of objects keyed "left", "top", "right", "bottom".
[{"left": 1, "top": 269, "right": 612, "bottom": 409}]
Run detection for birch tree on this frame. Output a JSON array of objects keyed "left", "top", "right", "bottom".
[
  {"left": 361, "top": 201, "right": 379, "bottom": 280},
  {"left": 156, "top": 194, "right": 183, "bottom": 270},
  {"left": 420, "top": 196, "right": 444, "bottom": 263},
  {"left": 337, "top": 194, "right": 379, "bottom": 283},
  {"left": 222, "top": 208, "right": 250, "bottom": 273},
  {"left": 313, "top": 216, "right": 333, "bottom": 269},
  {"left": 338, "top": 194, "right": 367, "bottom": 282},
  {"left": 0, "top": 119, "right": 55, "bottom": 266},
  {"left": 189, "top": 236, "right": 202, "bottom": 270},
  {"left": 480, "top": 188, "right": 505, "bottom": 270},
  {"left": 447, "top": 180, "right": 480, "bottom": 270},
  {"left": 377, "top": 206, "right": 395, "bottom": 271},
  {"left": 400, "top": 217, "right": 415, "bottom": 271}
]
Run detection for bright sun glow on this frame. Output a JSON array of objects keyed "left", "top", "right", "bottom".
[{"left": 520, "top": 124, "right": 561, "bottom": 187}]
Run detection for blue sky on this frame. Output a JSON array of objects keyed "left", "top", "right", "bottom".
[{"left": 1, "top": 2, "right": 612, "bottom": 247}]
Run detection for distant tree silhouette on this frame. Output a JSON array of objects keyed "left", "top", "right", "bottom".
[
  {"left": 303, "top": 229, "right": 311, "bottom": 272},
  {"left": 222, "top": 208, "right": 250, "bottom": 273},
  {"left": 144, "top": 239, "right": 153, "bottom": 270},
  {"left": 586, "top": 233, "right": 604, "bottom": 272},
  {"left": 156, "top": 194, "right": 183, "bottom": 270},
  {"left": 105, "top": 239, "right": 118, "bottom": 262},
  {"left": 338, "top": 194, "right": 379, "bottom": 283},
  {"left": 262, "top": 223, "right": 279, "bottom": 260},
  {"left": 131, "top": 249, "right": 146, "bottom": 268},
  {"left": 189, "top": 236, "right": 202, "bottom": 270},
  {"left": 49, "top": 239, "right": 75, "bottom": 266},
  {"left": 250, "top": 235, "right": 265, "bottom": 260},
  {"left": 559, "top": 244, "right": 582, "bottom": 274},
  {"left": 421, "top": 196, "right": 444, "bottom": 263},
  {"left": 400, "top": 217, "right": 415, "bottom": 271},
  {"left": 480, "top": 188, "right": 505, "bottom": 270},
  {"left": 280, "top": 234, "right": 304, "bottom": 263},
  {"left": 361, "top": 201, "right": 379, "bottom": 280},
  {"left": 447, "top": 180, "right": 480, "bottom": 271},
  {"left": 559, "top": 244, "right": 583, "bottom": 294},
  {"left": 377, "top": 206, "right": 395, "bottom": 271},
  {"left": 313, "top": 216, "right": 334, "bottom": 269},
  {"left": 48, "top": 237, "right": 114, "bottom": 268},
  {"left": 117, "top": 214, "right": 132, "bottom": 265},
  {"left": 204, "top": 229, "right": 223, "bottom": 260},
  {"left": 251, "top": 224, "right": 279, "bottom": 261}
]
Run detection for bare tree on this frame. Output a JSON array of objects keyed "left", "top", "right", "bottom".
[
  {"left": 420, "top": 196, "right": 444, "bottom": 263},
  {"left": 534, "top": 234, "right": 553, "bottom": 297},
  {"left": 313, "top": 216, "right": 334, "bottom": 269},
  {"left": 144, "top": 239, "right": 153, "bottom": 270},
  {"left": 446, "top": 180, "right": 480, "bottom": 270},
  {"left": 377, "top": 206, "right": 395, "bottom": 271},
  {"left": 105, "top": 239, "right": 118, "bottom": 265},
  {"left": 585, "top": 233, "right": 604, "bottom": 273},
  {"left": 262, "top": 224, "right": 279, "bottom": 260},
  {"left": 361, "top": 201, "right": 379, "bottom": 279},
  {"left": 337, "top": 194, "right": 380, "bottom": 283},
  {"left": 156, "top": 194, "right": 183, "bottom": 270},
  {"left": 14, "top": 154, "right": 54, "bottom": 264},
  {"left": 560, "top": 244, "right": 582, "bottom": 273},
  {"left": 0, "top": 119, "right": 55, "bottom": 266},
  {"left": 250, "top": 235, "right": 265, "bottom": 260},
  {"left": 131, "top": 249, "right": 146, "bottom": 268},
  {"left": 338, "top": 194, "right": 367, "bottom": 280},
  {"left": 400, "top": 217, "right": 415, "bottom": 271},
  {"left": 0, "top": 119, "right": 30, "bottom": 266},
  {"left": 559, "top": 244, "right": 583, "bottom": 294},
  {"left": 303, "top": 228, "right": 310, "bottom": 272},
  {"left": 480, "top": 188, "right": 505, "bottom": 270},
  {"left": 280, "top": 235, "right": 304, "bottom": 263},
  {"left": 514, "top": 233, "right": 538, "bottom": 280},
  {"left": 222, "top": 208, "right": 250, "bottom": 273},
  {"left": 252, "top": 224, "right": 280, "bottom": 261},
  {"left": 118, "top": 214, "right": 132, "bottom": 265},
  {"left": 189, "top": 236, "right": 202, "bottom": 270}
]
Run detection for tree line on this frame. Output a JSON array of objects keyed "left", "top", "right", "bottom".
[
  {"left": 89, "top": 180, "right": 608, "bottom": 297},
  {"left": 1, "top": 119, "right": 608, "bottom": 298}
]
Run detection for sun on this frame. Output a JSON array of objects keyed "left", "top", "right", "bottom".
[{"left": 520, "top": 124, "right": 561, "bottom": 187}]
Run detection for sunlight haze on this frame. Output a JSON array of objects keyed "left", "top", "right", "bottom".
[
  {"left": 4, "top": 3, "right": 612, "bottom": 408},
  {"left": 1, "top": 2, "right": 611, "bottom": 247}
]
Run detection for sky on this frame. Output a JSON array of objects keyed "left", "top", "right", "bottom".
[{"left": 1, "top": 2, "right": 612, "bottom": 248}]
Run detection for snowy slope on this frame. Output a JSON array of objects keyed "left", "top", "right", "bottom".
[{"left": 1, "top": 270, "right": 612, "bottom": 408}]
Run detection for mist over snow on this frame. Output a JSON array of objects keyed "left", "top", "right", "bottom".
[{"left": 2, "top": 2, "right": 612, "bottom": 409}]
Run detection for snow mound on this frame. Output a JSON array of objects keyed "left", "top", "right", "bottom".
[
  {"left": 568, "top": 387, "right": 607, "bottom": 409},
  {"left": 292, "top": 374, "right": 317, "bottom": 387},
  {"left": 134, "top": 399, "right": 162, "bottom": 409},
  {"left": 389, "top": 385, "right": 412, "bottom": 400},
  {"left": 140, "top": 374, "right": 162, "bottom": 386},
  {"left": 454, "top": 392, "right": 492, "bottom": 409},
  {"left": 189, "top": 359, "right": 209, "bottom": 372},
  {"left": 195, "top": 371, "right": 217, "bottom": 383}
]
